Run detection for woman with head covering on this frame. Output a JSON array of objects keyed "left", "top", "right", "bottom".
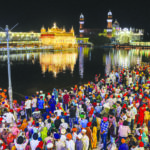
[
  {"left": 139, "top": 128, "right": 149, "bottom": 147},
  {"left": 44, "top": 131, "right": 54, "bottom": 145},
  {"left": 85, "top": 122, "right": 93, "bottom": 149},
  {"left": 6, "top": 132, "right": 15, "bottom": 149},
  {"left": 20, "top": 119, "right": 28, "bottom": 131},
  {"left": 96, "top": 113, "right": 101, "bottom": 141},
  {"left": 91, "top": 122, "right": 97, "bottom": 148},
  {"left": 144, "top": 108, "right": 149, "bottom": 126},
  {"left": 11, "top": 124, "right": 20, "bottom": 137},
  {"left": 41, "top": 127, "right": 48, "bottom": 142}
]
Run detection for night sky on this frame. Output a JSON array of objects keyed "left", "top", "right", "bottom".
[{"left": 0, "top": 0, "right": 149, "bottom": 34}]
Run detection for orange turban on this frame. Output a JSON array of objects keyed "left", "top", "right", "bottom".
[
  {"left": 46, "top": 115, "right": 50, "bottom": 119},
  {"left": 72, "top": 128, "right": 77, "bottom": 132},
  {"left": 66, "top": 133, "right": 72, "bottom": 140},
  {"left": 121, "top": 138, "right": 126, "bottom": 143},
  {"left": 13, "top": 100, "right": 17, "bottom": 104},
  {"left": 3, "top": 89, "right": 7, "bottom": 92}
]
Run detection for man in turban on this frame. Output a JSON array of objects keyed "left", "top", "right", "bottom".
[
  {"left": 81, "top": 129, "right": 89, "bottom": 150},
  {"left": 66, "top": 133, "right": 75, "bottom": 150},
  {"left": 75, "top": 133, "right": 83, "bottom": 150},
  {"left": 118, "top": 138, "right": 129, "bottom": 150},
  {"left": 54, "top": 133, "right": 66, "bottom": 150},
  {"left": 100, "top": 117, "right": 109, "bottom": 150}
]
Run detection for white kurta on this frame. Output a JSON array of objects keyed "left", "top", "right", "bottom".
[
  {"left": 82, "top": 135, "right": 89, "bottom": 150},
  {"left": 66, "top": 140, "right": 75, "bottom": 150}
]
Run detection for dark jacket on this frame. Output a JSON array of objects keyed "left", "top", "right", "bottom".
[{"left": 69, "top": 107, "right": 76, "bottom": 118}]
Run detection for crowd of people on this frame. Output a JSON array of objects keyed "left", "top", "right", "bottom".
[{"left": 0, "top": 63, "right": 150, "bottom": 150}]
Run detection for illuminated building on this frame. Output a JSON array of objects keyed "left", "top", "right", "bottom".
[
  {"left": 0, "top": 31, "right": 41, "bottom": 47},
  {"left": 76, "top": 37, "right": 90, "bottom": 45},
  {"left": 40, "top": 23, "right": 77, "bottom": 48},
  {"left": 112, "top": 19, "right": 120, "bottom": 30},
  {"left": 107, "top": 10, "right": 113, "bottom": 38},
  {"left": 115, "top": 28, "right": 143, "bottom": 44},
  {"left": 0, "top": 32, "right": 40, "bottom": 42},
  {"left": 99, "top": 11, "right": 144, "bottom": 44}
]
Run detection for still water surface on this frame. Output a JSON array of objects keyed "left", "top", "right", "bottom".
[{"left": 0, "top": 48, "right": 149, "bottom": 100}]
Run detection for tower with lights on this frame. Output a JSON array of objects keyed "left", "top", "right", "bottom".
[
  {"left": 79, "top": 13, "right": 84, "bottom": 37},
  {"left": 107, "top": 10, "right": 113, "bottom": 38}
]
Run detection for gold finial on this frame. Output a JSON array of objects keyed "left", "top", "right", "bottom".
[
  {"left": 53, "top": 22, "right": 57, "bottom": 28},
  {"left": 41, "top": 25, "right": 46, "bottom": 33},
  {"left": 63, "top": 26, "right": 66, "bottom": 32},
  {"left": 70, "top": 26, "right": 74, "bottom": 32},
  {"left": 70, "top": 26, "right": 74, "bottom": 36}
]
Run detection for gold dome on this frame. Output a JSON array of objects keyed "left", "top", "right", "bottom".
[{"left": 41, "top": 26, "right": 46, "bottom": 33}]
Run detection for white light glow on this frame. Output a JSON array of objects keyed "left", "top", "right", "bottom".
[
  {"left": 107, "top": 29, "right": 112, "bottom": 32},
  {"left": 79, "top": 30, "right": 84, "bottom": 33},
  {"left": 123, "top": 28, "right": 129, "bottom": 32},
  {"left": 80, "top": 13, "right": 84, "bottom": 19},
  {"left": 107, "top": 19, "right": 112, "bottom": 22},
  {"left": 80, "top": 21, "right": 84, "bottom": 24},
  {"left": 108, "top": 11, "right": 112, "bottom": 16}
]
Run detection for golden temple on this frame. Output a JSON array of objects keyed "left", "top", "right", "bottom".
[{"left": 40, "top": 23, "right": 77, "bottom": 48}]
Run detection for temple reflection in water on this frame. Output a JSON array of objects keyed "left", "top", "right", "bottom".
[
  {"left": 39, "top": 52, "right": 78, "bottom": 77},
  {"left": 0, "top": 47, "right": 91, "bottom": 78},
  {"left": 39, "top": 47, "right": 91, "bottom": 78}
]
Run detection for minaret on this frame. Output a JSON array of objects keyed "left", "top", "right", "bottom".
[
  {"left": 107, "top": 10, "right": 113, "bottom": 38},
  {"left": 79, "top": 13, "right": 84, "bottom": 37}
]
